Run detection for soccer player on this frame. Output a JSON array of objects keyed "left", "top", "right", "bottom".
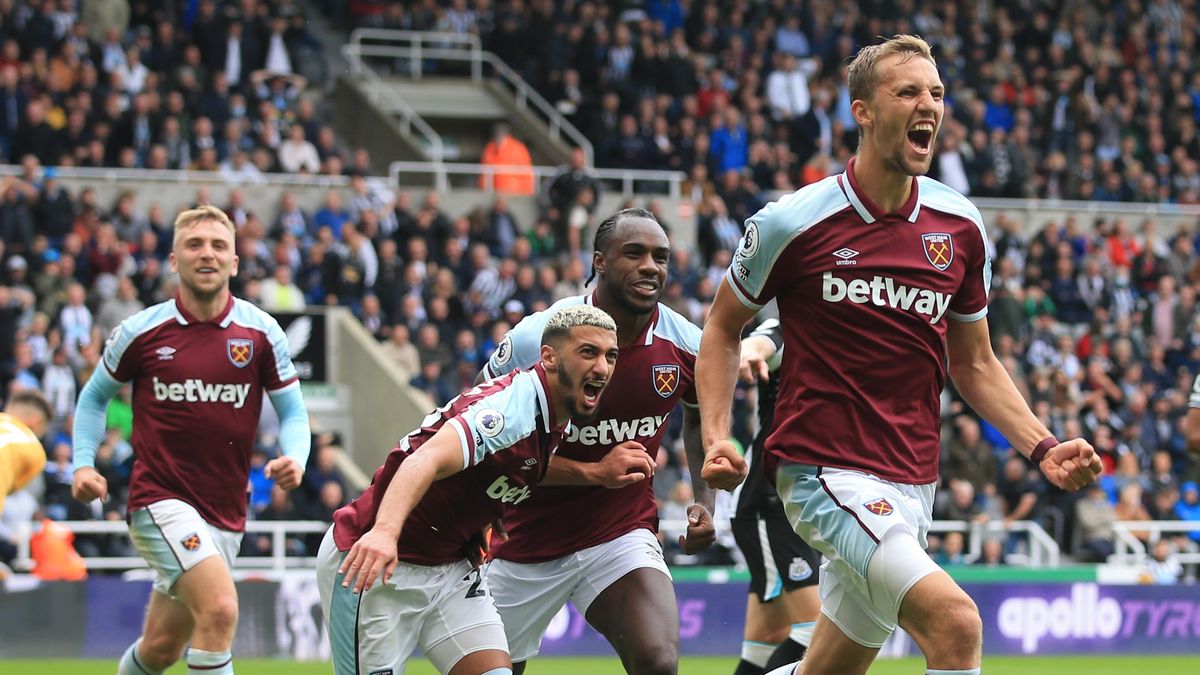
[
  {"left": 480, "top": 208, "right": 716, "bottom": 675},
  {"left": 318, "top": 305, "right": 619, "bottom": 675},
  {"left": 0, "top": 390, "right": 51, "bottom": 514},
  {"left": 731, "top": 318, "right": 821, "bottom": 675},
  {"left": 1185, "top": 372, "right": 1200, "bottom": 453},
  {"left": 696, "top": 35, "right": 1102, "bottom": 675},
  {"left": 71, "top": 205, "right": 311, "bottom": 675}
]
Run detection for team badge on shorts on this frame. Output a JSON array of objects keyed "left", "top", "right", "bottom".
[
  {"left": 653, "top": 364, "right": 680, "bottom": 398},
  {"left": 922, "top": 233, "right": 954, "bottom": 271},
  {"left": 863, "top": 498, "right": 894, "bottom": 516},
  {"left": 227, "top": 338, "right": 254, "bottom": 368},
  {"left": 788, "top": 556, "right": 813, "bottom": 581},
  {"left": 368, "top": 670, "right": 394, "bottom": 675},
  {"left": 180, "top": 532, "right": 202, "bottom": 551}
]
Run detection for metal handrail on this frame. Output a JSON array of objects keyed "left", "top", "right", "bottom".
[
  {"left": 0, "top": 164, "right": 354, "bottom": 187},
  {"left": 341, "top": 43, "right": 446, "bottom": 163},
  {"left": 1111, "top": 520, "right": 1200, "bottom": 565},
  {"left": 341, "top": 30, "right": 593, "bottom": 166},
  {"left": 348, "top": 29, "right": 483, "bottom": 81},
  {"left": 971, "top": 196, "right": 1200, "bottom": 218},
  {"left": 388, "top": 160, "right": 684, "bottom": 199},
  {"left": 12, "top": 519, "right": 330, "bottom": 576}
]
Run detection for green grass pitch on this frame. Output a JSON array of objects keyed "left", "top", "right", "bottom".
[{"left": 5, "top": 656, "right": 1200, "bottom": 674}]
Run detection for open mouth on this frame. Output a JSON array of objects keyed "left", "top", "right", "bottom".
[
  {"left": 196, "top": 267, "right": 218, "bottom": 275},
  {"left": 907, "top": 122, "right": 935, "bottom": 153},
  {"left": 582, "top": 380, "right": 605, "bottom": 406}
]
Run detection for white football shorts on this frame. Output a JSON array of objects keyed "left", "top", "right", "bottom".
[
  {"left": 776, "top": 464, "right": 941, "bottom": 648},
  {"left": 486, "top": 527, "right": 671, "bottom": 662},
  {"left": 317, "top": 526, "right": 508, "bottom": 675},
  {"left": 127, "top": 498, "right": 242, "bottom": 598}
]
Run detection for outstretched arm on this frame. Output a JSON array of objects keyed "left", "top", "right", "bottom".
[
  {"left": 947, "top": 318, "right": 1100, "bottom": 491},
  {"left": 338, "top": 425, "right": 465, "bottom": 593},
  {"left": 541, "top": 441, "right": 655, "bottom": 487}
]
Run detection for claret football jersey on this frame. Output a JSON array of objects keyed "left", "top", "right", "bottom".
[
  {"left": 726, "top": 157, "right": 991, "bottom": 484},
  {"left": 333, "top": 364, "right": 565, "bottom": 565},
  {"left": 102, "top": 295, "right": 298, "bottom": 531},
  {"left": 484, "top": 293, "right": 701, "bottom": 563}
]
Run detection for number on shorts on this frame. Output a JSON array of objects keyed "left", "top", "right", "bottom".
[{"left": 463, "top": 569, "right": 486, "bottom": 599}]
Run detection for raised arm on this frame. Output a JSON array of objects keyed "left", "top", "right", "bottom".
[{"left": 338, "top": 425, "right": 466, "bottom": 593}]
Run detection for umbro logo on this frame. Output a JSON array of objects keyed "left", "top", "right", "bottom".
[
  {"left": 156, "top": 346, "right": 176, "bottom": 360},
  {"left": 832, "top": 248, "right": 859, "bottom": 266},
  {"left": 520, "top": 458, "right": 538, "bottom": 471}
]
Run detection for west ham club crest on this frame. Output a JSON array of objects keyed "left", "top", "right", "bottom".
[
  {"left": 227, "top": 338, "right": 254, "bottom": 368},
  {"left": 653, "top": 364, "right": 680, "bottom": 398},
  {"left": 922, "top": 233, "right": 954, "bottom": 271}
]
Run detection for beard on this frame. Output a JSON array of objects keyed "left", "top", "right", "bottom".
[{"left": 556, "top": 360, "right": 601, "bottom": 421}]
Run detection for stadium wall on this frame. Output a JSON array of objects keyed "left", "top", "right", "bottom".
[{"left": 3, "top": 577, "right": 1199, "bottom": 659}]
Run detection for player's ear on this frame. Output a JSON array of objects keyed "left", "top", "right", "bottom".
[
  {"left": 539, "top": 343, "right": 557, "bottom": 372},
  {"left": 592, "top": 249, "right": 605, "bottom": 275},
  {"left": 168, "top": 251, "right": 178, "bottom": 274},
  {"left": 230, "top": 253, "right": 239, "bottom": 277},
  {"left": 851, "top": 98, "right": 872, "bottom": 129}
]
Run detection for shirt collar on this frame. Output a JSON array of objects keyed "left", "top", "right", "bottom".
[
  {"left": 837, "top": 156, "right": 922, "bottom": 224},
  {"left": 172, "top": 293, "right": 235, "bottom": 327},
  {"left": 532, "top": 362, "right": 558, "bottom": 434}
]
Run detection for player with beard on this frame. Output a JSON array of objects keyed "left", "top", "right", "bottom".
[
  {"left": 697, "top": 36, "right": 1100, "bottom": 675},
  {"left": 318, "top": 305, "right": 619, "bottom": 675},
  {"left": 479, "top": 208, "right": 716, "bottom": 674}
]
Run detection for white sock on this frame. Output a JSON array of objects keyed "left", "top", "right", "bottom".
[
  {"left": 789, "top": 621, "right": 816, "bottom": 647},
  {"left": 741, "top": 640, "right": 780, "bottom": 667},
  {"left": 186, "top": 648, "right": 234, "bottom": 674},
  {"left": 117, "top": 639, "right": 162, "bottom": 675},
  {"left": 765, "top": 663, "right": 800, "bottom": 675},
  {"left": 927, "top": 669, "right": 981, "bottom": 674}
]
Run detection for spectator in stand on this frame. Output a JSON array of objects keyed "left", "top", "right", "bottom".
[
  {"left": 277, "top": 123, "right": 321, "bottom": 174},
  {"left": 1075, "top": 484, "right": 1118, "bottom": 562},
  {"left": 479, "top": 123, "right": 535, "bottom": 195}
]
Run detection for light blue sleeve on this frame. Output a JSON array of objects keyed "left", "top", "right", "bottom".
[
  {"left": 71, "top": 367, "right": 122, "bottom": 471},
  {"left": 484, "top": 297, "right": 586, "bottom": 379},
  {"left": 726, "top": 180, "right": 847, "bottom": 310},
  {"left": 269, "top": 384, "right": 311, "bottom": 469},
  {"left": 448, "top": 373, "right": 544, "bottom": 468}
]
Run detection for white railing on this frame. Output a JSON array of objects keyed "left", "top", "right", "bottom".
[
  {"left": 972, "top": 196, "right": 1200, "bottom": 219},
  {"left": 343, "top": 29, "right": 593, "bottom": 166},
  {"left": 0, "top": 164, "right": 354, "bottom": 187},
  {"left": 1111, "top": 520, "right": 1200, "bottom": 565},
  {"left": 388, "top": 160, "right": 684, "bottom": 199},
  {"left": 347, "top": 29, "right": 484, "bottom": 81},
  {"left": 659, "top": 518, "right": 1061, "bottom": 568},
  {"left": 12, "top": 520, "right": 330, "bottom": 576}
]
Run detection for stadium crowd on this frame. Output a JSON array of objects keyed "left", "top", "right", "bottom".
[{"left": 0, "top": 0, "right": 1197, "bottom": 582}]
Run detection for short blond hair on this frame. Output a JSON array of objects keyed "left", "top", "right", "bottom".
[
  {"left": 173, "top": 204, "right": 235, "bottom": 246},
  {"left": 541, "top": 305, "right": 617, "bottom": 347},
  {"left": 846, "top": 34, "right": 936, "bottom": 103}
]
